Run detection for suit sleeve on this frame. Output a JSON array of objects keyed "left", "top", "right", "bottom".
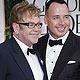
[{"left": 0, "top": 47, "right": 8, "bottom": 80}]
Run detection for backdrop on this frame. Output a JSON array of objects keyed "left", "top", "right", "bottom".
[{"left": 0, "top": 0, "right": 80, "bottom": 43}]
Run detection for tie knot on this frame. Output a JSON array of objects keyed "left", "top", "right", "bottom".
[
  {"left": 27, "top": 48, "right": 35, "bottom": 55},
  {"left": 49, "top": 39, "right": 63, "bottom": 47}
]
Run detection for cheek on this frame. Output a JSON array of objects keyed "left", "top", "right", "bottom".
[
  {"left": 66, "top": 19, "right": 70, "bottom": 25},
  {"left": 67, "top": 22, "right": 70, "bottom": 27},
  {"left": 39, "top": 29, "right": 42, "bottom": 34},
  {"left": 66, "top": 22, "right": 70, "bottom": 30},
  {"left": 23, "top": 29, "right": 30, "bottom": 38},
  {"left": 48, "top": 22, "right": 55, "bottom": 31},
  {"left": 48, "top": 20, "right": 56, "bottom": 26},
  {"left": 48, "top": 26, "right": 55, "bottom": 35}
]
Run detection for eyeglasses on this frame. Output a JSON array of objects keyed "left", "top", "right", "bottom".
[{"left": 17, "top": 22, "right": 42, "bottom": 29}]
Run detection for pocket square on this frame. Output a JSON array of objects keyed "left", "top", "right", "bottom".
[{"left": 67, "top": 61, "right": 76, "bottom": 64}]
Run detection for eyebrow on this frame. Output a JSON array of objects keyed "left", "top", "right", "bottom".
[
  {"left": 53, "top": 15, "right": 69, "bottom": 17},
  {"left": 22, "top": 21, "right": 41, "bottom": 24}
]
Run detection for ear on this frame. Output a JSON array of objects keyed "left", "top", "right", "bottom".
[
  {"left": 12, "top": 23, "right": 20, "bottom": 33},
  {"left": 44, "top": 16, "right": 48, "bottom": 24}
]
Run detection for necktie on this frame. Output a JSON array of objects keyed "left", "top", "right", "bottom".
[
  {"left": 27, "top": 48, "right": 35, "bottom": 55},
  {"left": 49, "top": 39, "right": 63, "bottom": 47}
]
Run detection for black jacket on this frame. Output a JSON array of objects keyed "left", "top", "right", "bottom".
[
  {"left": 34, "top": 30, "right": 80, "bottom": 80},
  {"left": 0, "top": 37, "right": 46, "bottom": 80}
]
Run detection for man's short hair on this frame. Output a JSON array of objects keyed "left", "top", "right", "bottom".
[{"left": 45, "top": 0, "right": 68, "bottom": 14}]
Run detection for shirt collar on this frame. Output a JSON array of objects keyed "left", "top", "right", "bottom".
[
  {"left": 13, "top": 35, "right": 33, "bottom": 54},
  {"left": 48, "top": 31, "right": 69, "bottom": 44}
]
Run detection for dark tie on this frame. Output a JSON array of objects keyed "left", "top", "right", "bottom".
[
  {"left": 27, "top": 48, "right": 35, "bottom": 55},
  {"left": 49, "top": 39, "right": 63, "bottom": 47}
]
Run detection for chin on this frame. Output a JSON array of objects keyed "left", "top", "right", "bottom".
[
  {"left": 59, "top": 31, "right": 66, "bottom": 36},
  {"left": 58, "top": 34, "right": 65, "bottom": 38},
  {"left": 32, "top": 40, "right": 38, "bottom": 44}
]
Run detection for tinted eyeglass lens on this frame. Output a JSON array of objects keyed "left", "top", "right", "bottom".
[
  {"left": 28, "top": 23, "right": 42, "bottom": 29},
  {"left": 17, "top": 23, "right": 42, "bottom": 29}
]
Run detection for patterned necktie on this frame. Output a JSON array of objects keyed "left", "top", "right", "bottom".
[
  {"left": 49, "top": 39, "right": 63, "bottom": 47},
  {"left": 27, "top": 48, "right": 35, "bottom": 55}
]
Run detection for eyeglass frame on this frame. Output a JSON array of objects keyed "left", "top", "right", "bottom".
[{"left": 16, "top": 22, "right": 42, "bottom": 29}]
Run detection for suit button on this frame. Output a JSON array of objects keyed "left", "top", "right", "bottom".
[
  {"left": 53, "top": 51, "right": 55, "bottom": 53},
  {"left": 50, "top": 72, "right": 53, "bottom": 74}
]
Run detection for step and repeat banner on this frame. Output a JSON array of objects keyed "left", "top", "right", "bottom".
[
  {"left": 0, "top": 0, "right": 5, "bottom": 43},
  {"left": 0, "top": 0, "right": 80, "bottom": 43}
]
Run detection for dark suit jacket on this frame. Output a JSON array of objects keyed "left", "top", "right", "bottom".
[
  {"left": 0, "top": 37, "right": 46, "bottom": 80},
  {"left": 34, "top": 30, "right": 80, "bottom": 80}
]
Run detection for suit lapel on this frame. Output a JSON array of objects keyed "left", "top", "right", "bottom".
[
  {"left": 34, "top": 34, "right": 49, "bottom": 80},
  {"left": 9, "top": 37, "right": 34, "bottom": 80},
  {"left": 38, "top": 34, "right": 49, "bottom": 63},
  {"left": 51, "top": 31, "right": 79, "bottom": 80},
  {"left": 35, "top": 50, "right": 47, "bottom": 80}
]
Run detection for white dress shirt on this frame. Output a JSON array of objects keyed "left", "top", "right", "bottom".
[
  {"left": 13, "top": 35, "right": 44, "bottom": 80},
  {"left": 46, "top": 31, "right": 69, "bottom": 80}
]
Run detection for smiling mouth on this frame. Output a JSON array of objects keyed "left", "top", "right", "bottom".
[{"left": 56, "top": 27, "right": 65, "bottom": 32}]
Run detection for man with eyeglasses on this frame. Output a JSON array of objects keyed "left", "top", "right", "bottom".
[{"left": 0, "top": 1, "right": 46, "bottom": 80}]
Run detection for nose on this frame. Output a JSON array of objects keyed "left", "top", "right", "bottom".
[
  {"left": 59, "top": 18, "right": 65, "bottom": 25},
  {"left": 33, "top": 26, "right": 41, "bottom": 32},
  {"left": 34, "top": 25, "right": 39, "bottom": 29}
]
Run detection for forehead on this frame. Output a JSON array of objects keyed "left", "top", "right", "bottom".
[
  {"left": 22, "top": 16, "right": 40, "bottom": 23},
  {"left": 48, "top": 2, "right": 69, "bottom": 15}
]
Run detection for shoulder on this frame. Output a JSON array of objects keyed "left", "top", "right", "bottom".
[
  {"left": 38, "top": 33, "right": 49, "bottom": 43},
  {"left": 0, "top": 39, "right": 11, "bottom": 55},
  {"left": 68, "top": 30, "right": 80, "bottom": 48},
  {"left": 69, "top": 30, "right": 80, "bottom": 41},
  {"left": 0, "top": 39, "right": 13, "bottom": 71},
  {"left": 34, "top": 33, "right": 49, "bottom": 49}
]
